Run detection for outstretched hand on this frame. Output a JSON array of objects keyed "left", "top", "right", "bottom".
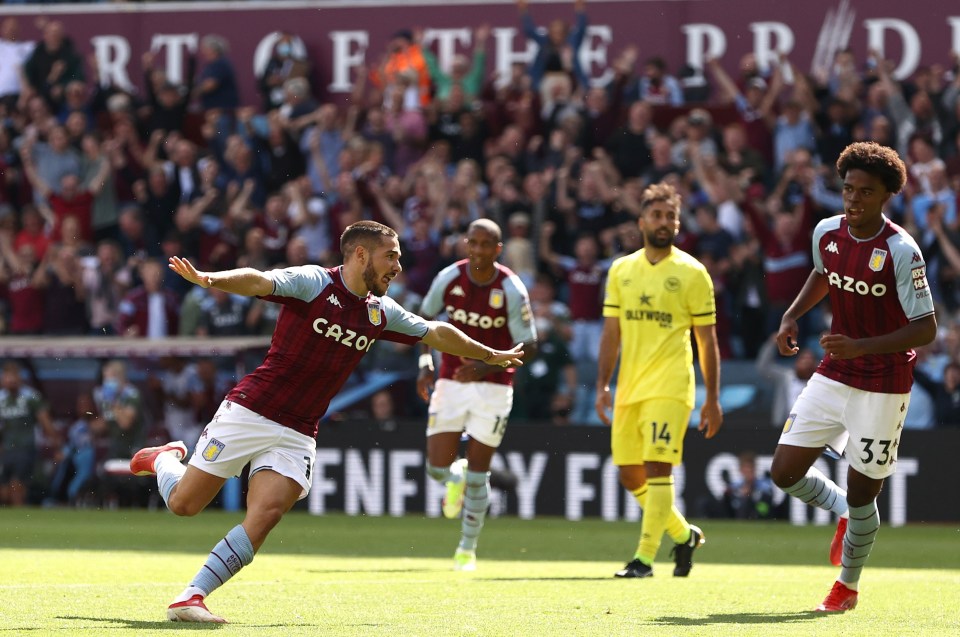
[
  {"left": 482, "top": 343, "right": 525, "bottom": 369},
  {"left": 168, "top": 256, "right": 213, "bottom": 288}
]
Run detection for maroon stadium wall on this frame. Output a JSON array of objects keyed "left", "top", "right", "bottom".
[
  {"left": 2, "top": 0, "right": 957, "bottom": 105},
  {"left": 310, "top": 424, "right": 960, "bottom": 523}
]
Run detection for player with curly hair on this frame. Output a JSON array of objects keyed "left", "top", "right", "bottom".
[{"left": 769, "top": 142, "right": 937, "bottom": 612}]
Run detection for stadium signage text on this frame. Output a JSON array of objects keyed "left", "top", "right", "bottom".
[{"left": 307, "top": 442, "right": 921, "bottom": 526}]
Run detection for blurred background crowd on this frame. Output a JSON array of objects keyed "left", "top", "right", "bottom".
[{"left": 1, "top": 1, "right": 960, "bottom": 509}]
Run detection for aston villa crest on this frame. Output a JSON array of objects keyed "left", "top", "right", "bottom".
[
  {"left": 869, "top": 248, "right": 887, "bottom": 272},
  {"left": 489, "top": 289, "right": 504, "bottom": 309},
  {"left": 368, "top": 303, "right": 382, "bottom": 325}
]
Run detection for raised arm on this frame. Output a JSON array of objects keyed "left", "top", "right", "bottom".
[
  {"left": 706, "top": 57, "right": 741, "bottom": 104},
  {"left": 168, "top": 256, "right": 274, "bottom": 297}
]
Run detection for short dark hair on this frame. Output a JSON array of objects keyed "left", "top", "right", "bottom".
[
  {"left": 836, "top": 142, "right": 907, "bottom": 194},
  {"left": 467, "top": 218, "right": 502, "bottom": 242},
  {"left": 340, "top": 221, "right": 397, "bottom": 260},
  {"left": 640, "top": 182, "right": 682, "bottom": 212}
]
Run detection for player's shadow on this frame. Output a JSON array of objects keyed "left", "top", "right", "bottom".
[
  {"left": 484, "top": 576, "right": 613, "bottom": 582},
  {"left": 52, "top": 617, "right": 320, "bottom": 630},
  {"left": 651, "top": 611, "right": 821, "bottom": 626},
  {"left": 307, "top": 567, "right": 439, "bottom": 574}
]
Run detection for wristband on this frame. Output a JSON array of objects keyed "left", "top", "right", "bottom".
[{"left": 418, "top": 353, "right": 434, "bottom": 370}]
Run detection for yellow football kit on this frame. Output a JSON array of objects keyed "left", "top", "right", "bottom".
[{"left": 602, "top": 248, "right": 716, "bottom": 465}]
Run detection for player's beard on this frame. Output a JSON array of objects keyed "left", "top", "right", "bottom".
[
  {"left": 644, "top": 228, "right": 674, "bottom": 249},
  {"left": 363, "top": 260, "right": 391, "bottom": 296}
]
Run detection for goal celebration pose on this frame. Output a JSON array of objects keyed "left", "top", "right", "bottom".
[{"left": 130, "top": 221, "right": 523, "bottom": 623}]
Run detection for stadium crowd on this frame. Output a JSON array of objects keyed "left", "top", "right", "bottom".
[{"left": 2, "top": 3, "right": 960, "bottom": 506}]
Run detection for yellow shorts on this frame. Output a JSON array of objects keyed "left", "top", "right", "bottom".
[{"left": 611, "top": 399, "right": 691, "bottom": 466}]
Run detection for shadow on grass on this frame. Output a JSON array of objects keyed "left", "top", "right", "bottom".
[
  {"left": 650, "top": 611, "right": 822, "bottom": 626},
  {"left": 484, "top": 576, "right": 614, "bottom": 581},
  {"left": 307, "top": 567, "right": 441, "bottom": 574},
  {"left": 36, "top": 617, "right": 322, "bottom": 631}
]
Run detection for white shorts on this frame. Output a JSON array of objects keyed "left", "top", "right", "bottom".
[
  {"left": 779, "top": 373, "right": 910, "bottom": 480},
  {"left": 426, "top": 379, "right": 513, "bottom": 448},
  {"left": 189, "top": 400, "right": 317, "bottom": 500}
]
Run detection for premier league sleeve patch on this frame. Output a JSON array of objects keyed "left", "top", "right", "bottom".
[
  {"left": 911, "top": 266, "right": 928, "bottom": 291},
  {"left": 201, "top": 438, "right": 226, "bottom": 461}
]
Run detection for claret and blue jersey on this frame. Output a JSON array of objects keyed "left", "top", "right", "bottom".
[
  {"left": 813, "top": 214, "right": 935, "bottom": 393},
  {"left": 226, "top": 265, "right": 429, "bottom": 436}
]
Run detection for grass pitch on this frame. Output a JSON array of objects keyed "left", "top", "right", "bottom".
[{"left": 1, "top": 510, "right": 957, "bottom": 636}]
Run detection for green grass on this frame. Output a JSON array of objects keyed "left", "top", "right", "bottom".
[{"left": 1, "top": 510, "right": 958, "bottom": 636}]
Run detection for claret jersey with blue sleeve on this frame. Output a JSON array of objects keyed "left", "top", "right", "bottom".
[{"left": 226, "top": 265, "right": 429, "bottom": 436}]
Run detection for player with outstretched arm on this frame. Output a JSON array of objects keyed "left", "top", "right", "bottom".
[{"left": 129, "top": 221, "right": 524, "bottom": 623}]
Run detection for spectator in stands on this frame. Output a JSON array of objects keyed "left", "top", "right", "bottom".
[
  {"left": 35, "top": 244, "right": 88, "bottom": 335},
  {"left": 13, "top": 205, "right": 50, "bottom": 262},
  {"left": 258, "top": 32, "right": 311, "bottom": 113},
  {"left": 719, "top": 122, "right": 767, "bottom": 185},
  {"left": 286, "top": 177, "right": 332, "bottom": 265},
  {"left": 908, "top": 164, "right": 957, "bottom": 243},
  {"left": 81, "top": 239, "right": 131, "bottom": 336},
  {"left": 424, "top": 25, "right": 490, "bottom": 102},
  {"left": 21, "top": 148, "right": 110, "bottom": 246},
  {"left": 707, "top": 55, "right": 782, "bottom": 165},
  {"left": 194, "top": 35, "right": 239, "bottom": 115},
  {"left": 606, "top": 100, "right": 655, "bottom": 180},
  {"left": 115, "top": 258, "right": 180, "bottom": 338},
  {"left": 539, "top": 225, "right": 611, "bottom": 423},
  {"left": 513, "top": 299, "right": 576, "bottom": 422},
  {"left": 94, "top": 359, "right": 145, "bottom": 506},
  {"left": 672, "top": 108, "right": 718, "bottom": 170},
  {"left": 0, "top": 17, "right": 34, "bottom": 110},
  {"left": 631, "top": 55, "right": 684, "bottom": 106},
  {"left": 874, "top": 50, "right": 943, "bottom": 157},
  {"left": 727, "top": 235, "right": 768, "bottom": 359},
  {"left": 373, "top": 29, "right": 431, "bottom": 109},
  {"left": 0, "top": 242, "right": 45, "bottom": 335},
  {"left": 250, "top": 112, "right": 306, "bottom": 196},
  {"left": 141, "top": 49, "right": 195, "bottom": 138},
  {"left": 0, "top": 360, "right": 55, "bottom": 506},
  {"left": 22, "top": 20, "right": 84, "bottom": 110},
  {"left": 517, "top": 0, "right": 589, "bottom": 93},
  {"left": 718, "top": 451, "right": 779, "bottom": 519},
  {"left": 47, "top": 392, "right": 103, "bottom": 506},
  {"left": 755, "top": 332, "right": 818, "bottom": 427},
  {"left": 151, "top": 356, "right": 203, "bottom": 448},
  {"left": 196, "top": 288, "right": 251, "bottom": 337},
  {"left": 17, "top": 125, "right": 80, "bottom": 205}
]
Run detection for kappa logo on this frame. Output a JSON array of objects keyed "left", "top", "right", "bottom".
[
  {"left": 327, "top": 294, "right": 342, "bottom": 308},
  {"left": 450, "top": 285, "right": 466, "bottom": 297},
  {"left": 825, "top": 241, "right": 839, "bottom": 254}
]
